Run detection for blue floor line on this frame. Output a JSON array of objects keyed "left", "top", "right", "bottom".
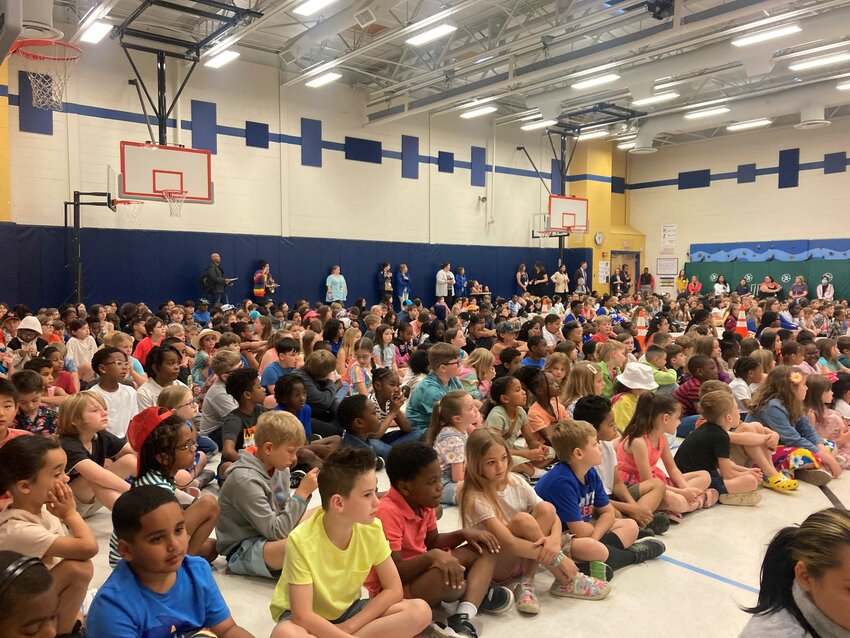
[{"left": 659, "top": 555, "right": 758, "bottom": 593}]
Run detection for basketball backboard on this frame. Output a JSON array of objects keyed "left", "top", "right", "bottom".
[
  {"left": 119, "top": 141, "right": 214, "bottom": 204},
  {"left": 548, "top": 195, "right": 589, "bottom": 233}
]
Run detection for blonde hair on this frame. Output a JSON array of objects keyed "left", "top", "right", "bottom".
[
  {"left": 465, "top": 348, "right": 495, "bottom": 381},
  {"left": 157, "top": 384, "right": 192, "bottom": 409},
  {"left": 550, "top": 419, "right": 597, "bottom": 461},
  {"left": 460, "top": 429, "right": 510, "bottom": 527},
  {"left": 166, "top": 324, "right": 185, "bottom": 339},
  {"left": 598, "top": 340, "right": 625, "bottom": 362},
  {"left": 57, "top": 391, "right": 107, "bottom": 437},
  {"left": 698, "top": 379, "right": 732, "bottom": 399},
  {"left": 699, "top": 390, "right": 737, "bottom": 423},
  {"left": 561, "top": 361, "right": 601, "bottom": 405},
  {"left": 340, "top": 326, "right": 361, "bottom": 357},
  {"left": 543, "top": 352, "right": 571, "bottom": 378},
  {"left": 102, "top": 330, "right": 133, "bottom": 347},
  {"left": 594, "top": 315, "right": 612, "bottom": 326},
  {"left": 255, "top": 411, "right": 306, "bottom": 448},
  {"left": 752, "top": 349, "right": 775, "bottom": 375},
  {"left": 303, "top": 349, "right": 337, "bottom": 378},
  {"left": 425, "top": 390, "right": 469, "bottom": 445}
]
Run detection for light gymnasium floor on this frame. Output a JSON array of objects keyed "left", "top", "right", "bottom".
[{"left": 86, "top": 461, "right": 850, "bottom": 638}]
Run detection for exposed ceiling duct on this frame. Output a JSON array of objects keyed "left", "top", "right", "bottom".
[{"left": 22, "top": 0, "right": 62, "bottom": 40}]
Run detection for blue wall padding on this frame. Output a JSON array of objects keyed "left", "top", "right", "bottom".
[
  {"left": 778, "top": 148, "right": 800, "bottom": 189},
  {"left": 438, "top": 151, "right": 454, "bottom": 173},
  {"left": 550, "top": 159, "right": 563, "bottom": 195},
  {"left": 678, "top": 169, "right": 711, "bottom": 190},
  {"left": 0, "top": 223, "right": 594, "bottom": 310},
  {"left": 245, "top": 121, "right": 270, "bottom": 148},
  {"left": 824, "top": 152, "right": 847, "bottom": 175},
  {"left": 611, "top": 176, "right": 626, "bottom": 194},
  {"left": 18, "top": 71, "right": 53, "bottom": 135},
  {"left": 300, "top": 118, "right": 322, "bottom": 167},
  {"left": 401, "top": 135, "right": 419, "bottom": 179},
  {"left": 471, "top": 146, "right": 486, "bottom": 187},
  {"left": 344, "top": 137, "right": 382, "bottom": 163},
  {"left": 737, "top": 164, "right": 756, "bottom": 183},
  {"left": 190, "top": 100, "right": 217, "bottom": 154}
]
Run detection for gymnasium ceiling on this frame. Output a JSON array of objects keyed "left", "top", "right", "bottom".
[{"left": 49, "top": 0, "right": 850, "bottom": 150}]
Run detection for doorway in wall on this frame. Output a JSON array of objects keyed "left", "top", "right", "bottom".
[{"left": 610, "top": 251, "right": 640, "bottom": 297}]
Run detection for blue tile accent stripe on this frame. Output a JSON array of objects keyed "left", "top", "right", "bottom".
[
  {"left": 300, "top": 118, "right": 322, "bottom": 167},
  {"left": 190, "top": 100, "right": 217, "bottom": 154},
  {"left": 471, "top": 146, "right": 486, "bottom": 187},
  {"left": 401, "top": 135, "right": 419, "bottom": 179},
  {"left": 18, "top": 72, "right": 53, "bottom": 135}
]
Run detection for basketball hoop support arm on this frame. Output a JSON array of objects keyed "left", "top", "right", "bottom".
[{"left": 63, "top": 192, "right": 114, "bottom": 304}]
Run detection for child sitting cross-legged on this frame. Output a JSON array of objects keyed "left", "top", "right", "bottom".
[
  {"left": 87, "top": 487, "right": 254, "bottom": 638},
  {"left": 217, "top": 411, "right": 318, "bottom": 579},
  {"left": 535, "top": 420, "right": 666, "bottom": 580},
  {"left": 459, "top": 429, "right": 610, "bottom": 615},
  {"left": 674, "top": 391, "right": 763, "bottom": 506},
  {"left": 644, "top": 344, "right": 677, "bottom": 395},
  {"left": 221, "top": 367, "right": 268, "bottom": 476},
  {"left": 337, "top": 394, "right": 386, "bottom": 469},
  {"left": 365, "top": 442, "right": 513, "bottom": 638},
  {"left": 427, "top": 390, "right": 482, "bottom": 505},
  {"left": 572, "top": 395, "right": 669, "bottom": 536},
  {"left": 11, "top": 369, "right": 58, "bottom": 435},
  {"left": 269, "top": 447, "right": 431, "bottom": 638}
]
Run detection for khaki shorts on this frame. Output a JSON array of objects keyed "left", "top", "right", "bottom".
[
  {"left": 730, "top": 444, "right": 751, "bottom": 468},
  {"left": 74, "top": 492, "right": 103, "bottom": 519}
]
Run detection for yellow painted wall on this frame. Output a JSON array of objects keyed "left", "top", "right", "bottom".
[
  {"left": 0, "top": 63, "right": 10, "bottom": 222},
  {"left": 565, "top": 141, "right": 643, "bottom": 294}
]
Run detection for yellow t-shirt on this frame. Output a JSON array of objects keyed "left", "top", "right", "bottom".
[{"left": 270, "top": 508, "right": 392, "bottom": 622}]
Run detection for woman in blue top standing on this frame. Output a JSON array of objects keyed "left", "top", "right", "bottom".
[
  {"left": 454, "top": 266, "right": 468, "bottom": 301},
  {"left": 378, "top": 263, "right": 393, "bottom": 305},
  {"left": 515, "top": 263, "right": 529, "bottom": 296},
  {"left": 396, "top": 263, "right": 411, "bottom": 310},
  {"left": 326, "top": 265, "right": 348, "bottom": 303}
]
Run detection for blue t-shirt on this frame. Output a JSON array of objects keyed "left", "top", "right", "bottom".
[
  {"left": 86, "top": 555, "right": 230, "bottom": 638},
  {"left": 261, "top": 361, "right": 294, "bottom": 391},
  {"left": 535, "top": 462, "right": 609, "bottom": 524},
  {"left": 520, "top": 357, "right": 545, "bottom": 369},
  {"left": 274, "top": 404, "right": 312, "bottom": 436},
  {"left": 194, "top": 310, "right": 211, "bottom": 326}
]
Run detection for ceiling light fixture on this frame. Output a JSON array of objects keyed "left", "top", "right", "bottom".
[
  {"left": 726, "top": 118, "right": 772, "bottom": 131},
  {"left": 475, "top": 55, "right": 494, "bottom": 64},
  {"left": 204, "top": 49, "right": 240, "bottom": 68},
  {"left": 460, "top": 96, "right": 497, "bottom": 109},
  {"left": 631, "top": 91, "right": 680, "bottom": 106},
  {"left": 838, "top": 80, "right": 850, "bottom": 90},
  {"left": 293, "top": 0, "right": 339, "bottom": 16},
  {"left": 618, "top": 142, "right": 636, "bottom": 150},
  {"left": 777, "top": 41, "right": 849, "bottom": 60},
  {"left": 578, "top": 129, "right": 609, "bottom": 140},
  {"left": 305, "top": 71, "right": 342, "bottom": 87},
  {"left": 685, "top": 98, "right": 729, "bottom": 110},
  {"left": 405, "top": 24, "right": 457, "bottom": 46},
  {"left": 731, "top": 24, "right": 801, "bottom": 47},
  {"left": 789, "top": 52, "right": 850, "bottom": 71},
  {"left": 80, "top": 20, "right": 113, "bottom": 44},
  {"left": 571, "top": 73, "right": 620, "bottom": 90},
  {"left": 684, "top": 106, "right": 730, "bottom": 119},
  {"left": 460, "top": 105, "right": 498, "bottom": 119},
  {"left": 519, "top": 112, "right": 542, "bottom": 121},
  {"left": 521, "top": 119, "right": 558, "bottom": 131},
  {"left": 568, "top": 63, "right": 620, "bottom": 80}
]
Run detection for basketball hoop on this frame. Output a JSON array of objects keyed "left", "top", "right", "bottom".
[
  {"left": 162, "top": 190, "right": 188, "bottom": 217},
  {"left": 113, "top": 199, "right": 144, "bottom": 226},
  {"left": 11, "top": 40, "right": 82, "bottom": 110}
]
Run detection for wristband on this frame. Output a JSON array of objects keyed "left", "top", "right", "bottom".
[{"left": 548, "top": 551, "right": 565, "bottom": 569}]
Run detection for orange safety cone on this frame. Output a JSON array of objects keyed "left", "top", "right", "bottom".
[
  {"left": 735, "top": 307, "right": 749, "bottom": 338},
  {"left": 635, "top": 309, "right": 648, "bottom": 348}
]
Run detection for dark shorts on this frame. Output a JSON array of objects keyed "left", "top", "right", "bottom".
[
  {"left": 277, "top": 598, "right": 368, "bottom": 624},
  {"left": 609, "top": 484, "right": 642, "bottom": 502},
  {"left": 708, "top": 470, "right": 728, "bottom": 495}
]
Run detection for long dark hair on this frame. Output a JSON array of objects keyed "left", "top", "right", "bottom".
[
  {"left": 0, "top": 437, "right": 61, "bottom": 493},
  {"left": 621, "top": 393, "right": 680, "bottom": 444}
]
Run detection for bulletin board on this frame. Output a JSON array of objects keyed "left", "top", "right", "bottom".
[{"left": 656, "top": 258, "right": 679, "bottom": 276}]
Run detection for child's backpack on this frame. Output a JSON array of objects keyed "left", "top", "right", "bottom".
[{"left": 199, "top": 271, "right": 213, "bottom": 292}]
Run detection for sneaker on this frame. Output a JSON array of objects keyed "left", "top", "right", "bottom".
[
  {"left": 423, "top": 621, "right": 463, "bottom": 638},
  {"left": 514, "top": 581, "right": 540, "bottom": 615},
  {"left": 637, "top": 527, "right": 655, "bottom": 538},
  {"left": 446, "top": 613, "right": 479, "bottom": 638},
  {"left": 290, "top": 469, "right": 306, "bottom": 490},
  {"left": 719, "top": 491, "right": 762, "bottom": 506},
  {"left": 375, "top": 456, "right": 386, "bottom": 471},
  {"left": 629, "top": 538, "right": 666, "bottom": 563},
  {"left": 550, "top": 572, "right": 611, "bottom": 600},
  {"left": 479, "top": 584, "right": 514, "bottom": 614},
  {"left": 577, "top": 561, "right": 614, "bottom": 582},
  {"left": 647, "top": 511, "right": 670, "bottom": 535},
  {"left": 795, "top": 468, "right": 832, "bottom": 486}
]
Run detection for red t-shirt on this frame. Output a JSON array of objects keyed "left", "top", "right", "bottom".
[{"left": 55, "top": 370, "right": 77, "bottom": 394}]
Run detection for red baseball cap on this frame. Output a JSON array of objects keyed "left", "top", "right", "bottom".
[{"left": 127, "top": 407, "right": 176, "bottom": 473}]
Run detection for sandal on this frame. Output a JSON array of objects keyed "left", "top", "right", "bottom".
[
  {"left": 665, "top": 510, "right": 683, "bottom": 524},
  {"left": 700, "top": 488, "right": 720, "bottom": 509},
  {"left": 763, "top": 473, "right": 799, "bottom": 492}
]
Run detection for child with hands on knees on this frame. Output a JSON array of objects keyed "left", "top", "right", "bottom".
[
  {"left": 0, "top": 436, "right": 98, "bottom": 638},
  {"left": 460, "top": 429, "right": 610, "bottom": 616},
  {"left": 426, "top": 390, "right": 481, "bottom": 505},
  {"left": 366, "top": 442, "right": 513, "bottom": 638},
  {"left": 366, "top": 367, "right": 421, "bottom": 459},
  {"left": 617, "top": 394, "right": 716, "bottom": 519}
]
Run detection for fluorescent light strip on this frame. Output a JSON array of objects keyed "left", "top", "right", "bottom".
[
  {"left": 521, "top": 119, "right": 557, "bottom": 131},
  {"left": 305, "top": 71, "right": 342, "bottom": 87},
  {"left": 789, "top": 52, "right": 850, "bottom": 71},
  {"left": 685, "top": 98, "right": 729, "bottom": 110},
  {"left": 519, "top": 112, "right": 542, "bottom": 121},
  {"left": 683, "top": 106, "right": 730, "bottom": 120},
  {"left": 571, "top": 73, "right": 620, "bottom": 90},
  {"left": 204, "top": 50, "right": 240, "bottom": 68},
  {"left": 617, "top": 142, "right": 636, "bottom": 150},
  {"left": 727, "top": 118, "right": 772, "bottom": 131},
  {"left": 80, "top": 20, "right": 113, "bottom": 44},
  {"left": 731, "top": 24, "right": 801, "bottom": 47},
  {"left": 632, "top": 92, "right": 679, "bottom": 106},
  {"left": 838, "top": 81, "right": 850, "bottom": 90},
  {"left": 578, "top": 130, "right": 609, "bottom": 140},
  {"left": 778, "top": 41, "right": 849, "bottom": 61},
  {"left": 459, "top": 96, "right": 497, "bottom": 109},
  {"left": 616, "top": 134, "right": 637, "bottom": 141},
  {"left": 460, "top": 106, "right": 497, "bottom": 119},
  {"left": 567, "top": 62, "right": 620, "bottom": 80},
  {"left": 475, "top": 55, "right": 494, "bottom": 64},
  {"left": 405, "top": 24, "right": 457, "bottom": 46},
  {"left": 293, "top": 0, "right": 339, "bottom": 16}
]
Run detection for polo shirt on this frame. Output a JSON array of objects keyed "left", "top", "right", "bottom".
[{"left": 364, "top": 487, "right": 437, "bottom": 595}]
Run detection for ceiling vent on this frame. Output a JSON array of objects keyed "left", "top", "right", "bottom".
[
  {"left": 21, "top": 0, "right": 63, "bottom": 39},
  {"left": 279, "top": 49, "right": 298, "bottom": 65},
  {"left": 354, "top": 8, "right": 377, "bottom": 29},
  {"left": 794, "top": 103, "right": 831, "bottom": 129}
]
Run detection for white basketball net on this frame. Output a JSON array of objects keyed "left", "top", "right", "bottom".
[
  {"left": 13, "top": 40, "right": 82, "bottom": 111},
  {"left": 114, "top": 200, "right": 144, "bottom": 226},
  {"left": 163, "top": 190, "right": 188, "bottom": 217}
]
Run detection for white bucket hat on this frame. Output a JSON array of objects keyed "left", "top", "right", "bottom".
[{"left": 617, "top": 362, "right": 658, "bottom": 391}]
